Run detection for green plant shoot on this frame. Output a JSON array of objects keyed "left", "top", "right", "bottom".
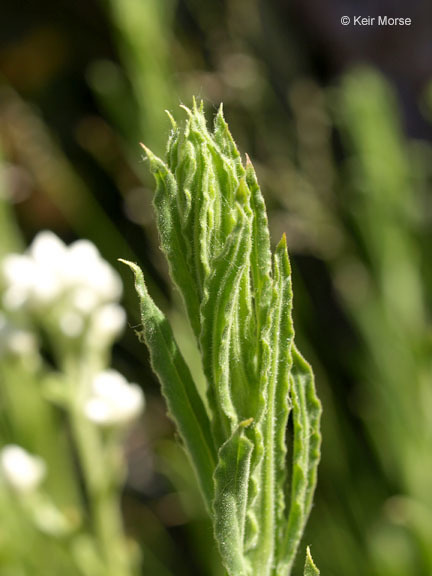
[
  {"left": 122, "top": 100, "right": 322, "bottom": 575},
  {"left": 304, "top": 547, "right": 320, "bottom": 576}
]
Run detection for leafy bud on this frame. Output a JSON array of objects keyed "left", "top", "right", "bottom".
[{"left": 123, "top": 102, "right": 321, "bottom": 575}]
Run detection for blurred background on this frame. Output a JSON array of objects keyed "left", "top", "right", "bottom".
[{"left": 1, "top": 0, "right": 432, "bottom": 574}]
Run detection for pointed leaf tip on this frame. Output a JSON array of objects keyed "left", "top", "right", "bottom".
[
  {"left": 165, "top": 110, "right": 177, "bottom": 129},
  {"left": 118, "top": 257, "right": 136, "bottom": 270},
  {"left": 240, "top": 417, "right": 254, "bottom": 428},
  {"left": 139, "top": 142, "right": 153, "bottom": 159},
  {"left": 139, "top": 143, "right": 168, "bottom": 174},
  {"left": 304, "top": 547, "right": 320, "bottom": 576},
  {"left": 179, "top": 103, "right": 192, "bottom": 117},
  {"left": 236, "top": 177, "right": 250, "bottom": 204},
  {"left": 118, "top": 259, "right": 145, "bottom": 290},
  {"left": 277, "top": 233, "right": 287, "bottom": 250}
]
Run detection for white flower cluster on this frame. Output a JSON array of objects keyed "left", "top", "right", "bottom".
[
  {"left": 2, "top": 232, "right": 125, "bottom": 344},
  {"left": 84, "top": 369, "right": 144, "bottom": 428},
  {"left": 0, "top": 445, "right": 46, "bottom": 493}
]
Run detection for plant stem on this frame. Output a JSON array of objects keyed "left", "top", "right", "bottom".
[{"left": 66, "top": 356, "right": 133, "bottom": 576}]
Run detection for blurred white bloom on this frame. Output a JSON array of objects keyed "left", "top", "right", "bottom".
[
  {"left": 72, "top": 287, "right": 99, "bottom": 315},
  {"left": 26, "top": 232, "right": 65, "bottom": 304},
  {"left": 32, "top": 271, "right": 64, "bottom": 305},
  {"left": 2, "top": 254, "right": 35, "bottom": 287},
  {"left": 2, "top": 255, "right": 36, "bottom": 309},
  {"left": 0, "top": 445, "right": 46, "bottom": 493},
  {"left": 0, "top": 313, "right": 37, "bottom": 358},
  {"left": 1, "top": 231, "right": 125, "bottom": 345},
  {"left": 59, "top": 311, "right": 84, "bottom": 338},
  {"left": 65, "top": 240, "right": 122, "bottom": 301},
  {"left": 2, "top": 285, "right": 28, "bottom": 310},
  {"left": 84, "top": 370, "right": 144, "bottom": 427},
  {"left": 67, "top": 239, "right": 100, "bottom": 266},
  {"left": 29, "top": 231, "right": 66, "bottom": 267},
  {"left": 91, "top": 304, "right": 126, "bottom": 342},
  {"left": 7, "top": 330, "right": 37, "bottom": 356}
]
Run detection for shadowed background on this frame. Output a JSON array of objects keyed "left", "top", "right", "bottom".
[{"left": 1, "top": 1, "right": 432, "bottom": 574}]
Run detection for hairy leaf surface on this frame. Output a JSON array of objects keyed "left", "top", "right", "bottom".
[{"left": 126, "top": 102, "right": 322, "bottom": 576}]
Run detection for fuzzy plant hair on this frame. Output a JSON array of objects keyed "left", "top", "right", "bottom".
[{"left": 122, "top": 100, "right": 321, "bottom": 576}]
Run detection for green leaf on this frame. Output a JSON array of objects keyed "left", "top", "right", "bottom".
[
  {"left": 213, "top": 418, "right": 254, "bottom": 576},
  {"left": 125, "top": 103, "right": 322, "bottom": 576},
  {"left": 141, "top": 146, "right": 201, "bottom": 338},
  {"left": 119, "top": 260, "right": 216, "bottom": 505},
  {"left": 246, "top": 235, "right": 294, "bottom": 576},
  {"left": 277, "top": 347, "right": 322, "bottom": 573},
  {"left": 304, "top": 547, "right": 320, "bottom": 576},
  {"left": 245, "top": 155, "right": 272, "bottom": 328},
  {"left": 199, "top": 205, "right": 252, "bottom": 440}
]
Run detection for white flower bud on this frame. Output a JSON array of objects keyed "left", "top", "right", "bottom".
[
  {"left": 2, "top": 254, "right": 35, "bottom": 288},
  {"left": 0, "top": 314, "right": 37, "bottom": 358},
  {"left": 29, "top": 231, "right": 66, "bottom": 266},
  {"left": 87, "top": 261, "right": 123, "bottom": 301},
  {"left": 84, "top": 370, "right": 144, "bottom": 427},
  {"left": 68, "top": 239, "right": 100, "bottom": 264},
  {"left": 2, "top": 285, "right": 28, "bottom": 310},
  {"left": 8, "top": 330, "right": 37, "bottom": 356},
  {"left": 59, "top": 312, "right": 84, "bottom": 338},
  {"left": 31, "top": 270, "right": 63, "bottom": 305},
  {"left": 64, "top": 240, "right": 122, "bottom": 301},
  {"left": 28, "top": 232, "right": 66, "bottom": 304},
  {"left": 0, "top": 445, "right": 46, "bottom": 493},
  {"left": 91, "top": 304, "right": 126, "bottom": 342},
  {"left": 2, "top": 255, "right": 35, "bottom": 309},
  {"left": 72, "top": 287, "right": 99, "bottom": 315}
]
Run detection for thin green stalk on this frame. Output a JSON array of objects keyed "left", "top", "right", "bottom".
[{"left": 66, "top": 357, "right": 133, "bottom": 576}]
